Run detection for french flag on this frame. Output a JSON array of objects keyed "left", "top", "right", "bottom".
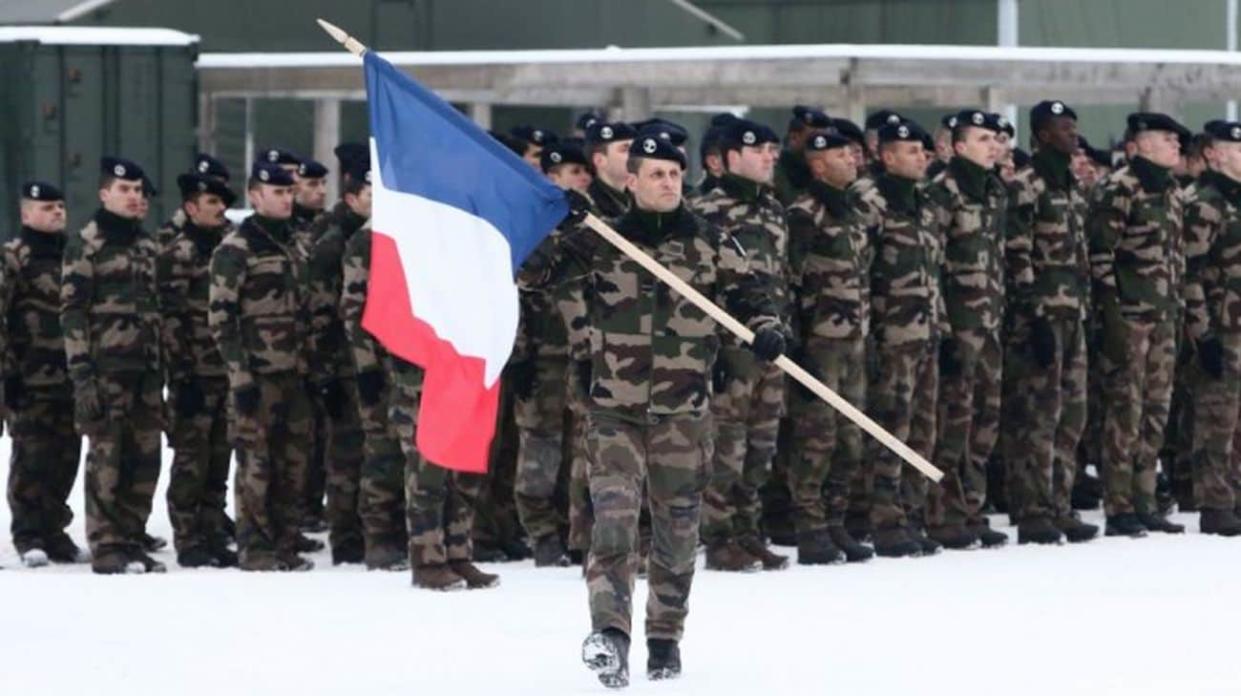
[{"left": 362, "top": 51, "right": 568, "bottom": 473}]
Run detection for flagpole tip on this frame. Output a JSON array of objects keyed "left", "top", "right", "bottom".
[{"left": 316, "top": 18, "right": 368, "bottom": 58}]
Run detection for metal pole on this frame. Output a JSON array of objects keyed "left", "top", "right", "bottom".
[{"left": 1229, "top": 0, "right": 1238, "bottom": 120}]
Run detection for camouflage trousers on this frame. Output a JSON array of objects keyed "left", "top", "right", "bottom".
[
  {"left": 928, "top": 329, "right": 1002, "bottom": 528},
  {"left": 1002, "top": 316, "right": 1087, "bottom": 521},
  {"left": 356, "top": 385, "right": 408, "bottom": 552},
  {"left": 566, "top": 366, "right": 594, "bottom": 553},
  {"left": 166, "top": 376, "right": 232, "bottom": 554},
  {"left": 232, "top": 372, "right": 312, "bottom": 563},
  {"left": 84, "top": 372, "right": 164, "bottom": 558},
  {"left": 868, "top": 340, "right": 938, "bottom": 531},
  {"left": 586, "top": 410, "right": 712, "bottom": 642},
  {"left": 787, "top": 337, "right": 867, "bottom": 534},
  {"left": 1164, "top": 338, "right": 1196, "bottom": 503},
  {"left": 318, "top": 378, "right": 366, "bottom": 553},
  {"left": 1099, "top": 316, "right": 1176, "bottom": 516},
  {"left": 389, "top": 380, "right": 482, "bottom": 566},
  {"left": 473, "top": 375, "right": 524, "bottom": 551},
  {"left": 305, "top": 396, "right": 328, "bottom": 523},
  {"left": 7, "top": 394, "right": 80, "bottom": 554},
  {"left": 701, "top": 351, "right": 785, "bottom": 546},
  {"left": 514, "top": 353, "right": 568, "bottom": 543},
  {"left": 1191, "top": 331, "right": 1241, "bottom": 512}
]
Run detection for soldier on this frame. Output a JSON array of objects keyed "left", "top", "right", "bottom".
[
  {"left": 692, "top": 118, "right": 792, "bottom": 572},
  {"left": 209, "top": 162, "right": 315, "bottom": 571},
  {"left": 2, "top": 182, "right": 89, "bottom": 567},
  {"left": 1087, "top": 112, "right": 1188, "bottom": 537},
  {"left": 926, "top": 113, "right": 958, "bottom": 180},
  {"left": 157, "top": 154, "right": 232, "bottom": 249},
  {"left": 784, "top": 131, "right": 875, "bottom": 564},
  {"left": 587, "top": 121, "right": 636, "bottom": 218},
  {"left": 862, "top": 110, "right": 904, "bottom": 171},
  {"left": 858, "top": 120, "right": 942, "bottom": 558},
  {"left": 773, "top": 105, "right": 832, "bottom": 205},
  {"left": 1001, "top": 101, "right": 1099, "bottom": 544},
  {"left": 922, "top": 110, "right": 1010, "bottom": 550},
  {"left": 1182, "top": 120, "right": 1241, "bottom": 535},
  {"left": 159, "top": 173, "right": 240, "bottom": 568},
  {"left": 510, "top": 126, "right": 558, "bottom": 170},
  {"left": 695, "top": 114, "right": 738, "bottom": 199},
  {"left": 558, "top": 135, "right": 785, "bottom": 687},
  {"left": 291, "top": 158, "right": 330, "bottom": 245},
  {"left": 61, "top": 157, "right": 165, "bottom": 574}
]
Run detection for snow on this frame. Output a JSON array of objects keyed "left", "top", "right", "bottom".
[
  {"left": 0, "top": 26, "right": 199, "bottom": 47},
  {"left": 0, "top": 437, "right": 1238, "bottom": 695}
]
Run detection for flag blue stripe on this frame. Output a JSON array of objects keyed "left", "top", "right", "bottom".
[{"left": 364, "top": 51, "right": 568, "bottom": 271}]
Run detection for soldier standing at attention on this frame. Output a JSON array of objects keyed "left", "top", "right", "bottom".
[
  {"left": 291, "top": 158, "right": 330, "bottom": 248},
  {"left": 157, "top": 153, "right": 232, "bottom": 249},
  {"left": 61, "top": 158, "right": 165, "bottom": 575},
  {"left": 3, "top": 181, "right": 89, "bottom": 567},
  {"left": 773, "top": 105, "right": 832, "bottom": 205},
  {"left": 586, "top": 121, "right": 636, "bottom": 218}
]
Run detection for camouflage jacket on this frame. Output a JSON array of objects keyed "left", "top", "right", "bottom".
[
  {"left": 559, "top": 203, "right": 781, "bottom": 418},
  {"left": 0, "top": 228, "right": 71, "bottom": 394},
  {"left": 926, "top": 157, "right": 1008, "bottom": 333},
  {"left": 587, "top": 179, "right": 630, "bottom": 220},
  {"left": 1087, "top": 156, "right": 1184, "bottom": 320},
  {"left": 1183, "top": 170, "right": 1241, "bottom": 339},
  {"left": 60, "top": 209, "right": 161, "bottom": 382},
  {"left": 158, "top": 221, "right": 229, "bottom": 382},
  {"left": 208, "top": 215, "right": 311, "bottom": 389},
  {"left": 690, "top": 173, "right": 792, "bottom": 336},
  {"left": 787, "top": 180, "right": 872, "bottom": 342},
  {"left": 290, "top": 203, "right": 328, "bottom": 255},
  {"left": 859, "top": 173, "right": 944, "bottom": 347},
  {"left": 306, "top": 202, "right": 369, "bottom": 383},
  {"left": 156, "top": 207, "right": 188, "bottom": 250},
  {"left": 340, "top": 223, "right": 390, "bottom": 379},
  {"left": 1004, "top": 149, "right": 1090, "bottom": 321},
  {"left": 773, "top": 148, "right": 813, "bottom": 207}
]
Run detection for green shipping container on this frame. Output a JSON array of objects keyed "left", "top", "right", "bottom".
[{"left": 0, "top": 26, "right": 199, "bottom": 236}]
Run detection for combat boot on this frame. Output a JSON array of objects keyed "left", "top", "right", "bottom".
[
  {"left": 532, "top": 534, "right": 571, "bottom": 568},
  {"left": 647, "top": 639, "right": 681, "bottom": 681},
  {"left": 177, "top": 547, "right": 218, "bottom": 568},
  {"left": 500, "top": 537, "right": 533, "bottom": 562},
  {"left": 1105, "top": 513, "right": 1148, "bottom": 538},
  {"left": 20, "top": 548, "right": 49, "bottom": 568},
  {"left": 131, "top": 551, "right": 167, "bottom": 573},
  {"left": 278, "top": 553, "right": 314, "bottom": 572},
  {"left": 1199, "top": 508, "right": 1241, "bottom": 536},
  {"left": 1054, "top": 515, "right": 1099, "bottom": 543},
  {"left": 332, "top": 541, "right": 365, "bottom": 565},
  {"left": 704, "top": 541, "right": 762, "bottom": 572},
  {"left": 582, "top": 628, "right": 630, "bottom": 689},
  {"left": 871, "top": 527, "right": 921, "bottom": 558},
  {"left": 45, "top": 535, "right": 90, "bottom": 564},
  {"left": 1137, "top": 512, "right": 1185, "bottom": 534},
  {"left": 906, "top": 526, "right": 942, "bottom": 556},
  {"left": 449, "top": 560, "right": 501, "bottom": 589},
  {"left": 141, "top": 533, "right": 168, "bottom": 552},
  {"left": 239, "top": 553, "right": 286, "bottom": 572},
  {"left": 1017, "top": 516, "right": 1064, "bottom": 545},
  {"left": 926, "top": 524, "right": 979, "bottom": 550},
  {"left": 412, "top": 564, "right": 466, "bottom": 591},
  {"left": 828, "top": 526, "right": 874, "bottom": 562},
  {"left": 92, "top": 550, "right": 146, "bottom": 575},
  {"left": 738, "top": 538, "right": 789, "bottom": 571},
  {"left": 968, "top": 520, "right": 1009, "bottom": 548},
  {"left": 844, "top": 512, "right": 872, "bottom": 542},
  {"left": 1154, "top": 473, "right": 1175, "bottom": 516},
  {"left": 296, "top": 533, "right": 326, "bottom": 553},
  {"left": 1071, "top": 473, "right": 1103, "bottom": 510},
  {"left": 365, "top": 545, "right": 410, "bottom": 571},
  {"left": 211, "top": 546, "right": 240, "bottom": 568},
  {"left": 795, "top": 529, "right": 844, "bottom": 565}
]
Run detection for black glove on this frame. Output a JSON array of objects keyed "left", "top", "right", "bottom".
[
  {"left": 4, "top": 375, "right": 26, "bottom": 412},
  {"left": 563, "top": 189, "right": 592, "bottom": 227},
  {"left": 317, "top": 380, "right": 345, "bottom": 419},
  {"left": 174, "top": 379, "right": 206, "bottom": 419},
  {"left": 750, "top": 328, "right": 786, "bottom": 363},
  {"left": 575, "top": 360, "right": 592, "bottom": 395},
  {"left": 712, "top": 359, "right": 729, "bottom": 393},
  {"left": 1199, "top": 335, "right": 1225, "bottom": 379},
  {"left": 233, "top": 384, "right": 260, "bottom": 418},
  {"left": 356, "top": 370, "right": 386, "bottom": 407},
  {"left": 1029, "top": 317, "right": 1057, "bottom": 369},
  {"left": 938, "top": 337, "right": 962, "bottom": 378},
  {"left": 509, "top": 360, "right": 537, "bottom": 401}
]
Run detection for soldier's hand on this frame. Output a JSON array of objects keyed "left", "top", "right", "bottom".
[
  {"left": 563, "top": 189, "right": 592, "bottom": 227},
  {"left": 711, "top": 358, "right": 729, "bottom": 393},
  {"left": 1029, "top": 317, "right": 1058, "bottom": 369},
  {"left": 1198, "top": 335, "right": 1225, "bottom": 379},
  {"left": 174, "top": 379, "right": 206, "bottom": 419},
  {"left": 575, "top": 360, "right": 592, "bottom": 396},
  {"left": 1100, "top": 303, "right": 1130, "bottom": 365},
  {"left": 509, "top": 360, "right": 537, "bottom": 401},
  {"left": 233, "top": 384, "right": 261, "bottom": 418},
  {"left": 938, "top": 337, "right": 963, "bottom": 377},
  {"left": 74, "top": 380, "right": 107, "bottom": 437},
  {"left": 318, "top": 380, "right": 345, "bottom": 419},
  {"left": 750, "top": 327, "right": 786, "bottom": 363},
  {"left": 356, "top": 370, "right": 386, "bottom": 407}
]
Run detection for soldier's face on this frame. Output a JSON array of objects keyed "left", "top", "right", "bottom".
[
  {"left": 808, "top": 148, "right": 856, "bottom": 188},
  {"left": 1214, "top": 141, "right": 1241, "bottom": 181},
  {"left": 627, "top": 158, "right": 683, "bottom": 213},
  {"left": 523, "top": 144, "right": 543, "bottom": 169},
  {"left": 727, "top": 143, "right": 777, "bottom": 185},
  {"left": 880, "top": 141, "right": 927, "bottom": 180},
  {"left": 1071, "top": 148, "right": 1092, "bottom": 181},
  {"left": 1038, "top": 116, "right": 1079, "bottom": 156},
  {"left": 100, "top": 179, "right": 144, "bottom": 219},
  {"left": 20, "top": 200, "right": 66, "bottom": 233},
  {"left": 592, "top": 140, "right": 631, "bottom": 187},
  {"left": 548, "top": 163, "right": 592, "bottom": 195},
  {"left": 847, "top": 143, "right": 865, "bottom": 173},
  {"left": 703, "top": 151, "right": 724, "bottom": 178},
  {"left": 934, "top": 128, "right": 954, "bottom": 162},
  {"left": 345, "top": 185, "right": 373, "bottom": 219},
  {"left": 186, "top": 193, "right": 227, "bottom": 228},
  {"left": 1136, "top": 130, "right": 1181, "bottom": 168},
  {"left": 297, "top": 177, "right": 327, "bottom": 209},
  {"left": 249, "top": 184, "right": 295, "bottom": 219},
  {"left": 953, "top": 126, "right": 998, "bottom": 169}
]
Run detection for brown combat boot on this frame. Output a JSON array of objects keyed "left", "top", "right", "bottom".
[
  {"left": 704, "top": 541, "right": 762, "bottom": 572},
  {"left": 412, "top": 564, "right": 467, "bottom": 591},
  {"left": 738, "top": 537, "right": 789, "bottom": 570},
  {"left": 449, "top": 560, "right": 501, "bottom": 589}
]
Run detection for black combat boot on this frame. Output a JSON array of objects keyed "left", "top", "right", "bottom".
[
  {"left": 1200, "top": 508, "right": 1241, "bottom": 536},
  {"left": 131, "top": 550, "right": 168, "bottom": 573},
  {"left": 331, "top": 541, "right": 365, "bottom": 565},
  {"left": 871, "top": 527, "right": 921, "bottom": 558},
  {"left": 211, "top": 546, "right": 240, "bottom": 568},
  {"left": 1137, "top": 511, "right": 1185, "bottom": 534},
  {"left": 364, "top": 544, "right": 409, "bottom": 571},
  {"left": 1017, "top": 516, "right": 1064, "bottom": 545},
  {"left": 844, "top": 511, "right": 872, "bottom": 542},
  {"left": 296, "top": 533, "right": 326, "bottom": 553},
  {"left": 1071, "top": 472, "right": 1103, "bottom": 510},
  {"left": 142, "top": 533, "right": 168, "bottom": 552},
  {"left": 177, "top": 547, "right": 218, "bottom": 568},
  {"left": 1054, "top": 515, "right": 1099, "bottom": 543},
  {"left": 968, "top": 519, "right": 1009, "bottom": 548},
  {"left": 1105, "top": 513, "right": 1148, "bottom": 538},
  {"left": 45, "top": 534, "right": 90, "bottom": 564},
  {"left": 647, "top": 638, "right": 682, "bottom": 681},
  {"left": 906, "top": 526, "right": 942, "bottom": 556},
  {"left": 828, "top": 526, "right": 874, "bottom": 562},
  {"left": 582, "top": 628, "right": 630, "bottom": 689},
  {"left": 795, "top": 529, "right": 844, "bottom": 565},
  {"left": 926, "top": 524, "right": 979, "bottom": 550},
  {"left": 532, "top": 534, "right": 571, "bottom": 568}
]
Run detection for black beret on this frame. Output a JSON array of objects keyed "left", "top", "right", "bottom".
[
  {"left": 721, "top": 119, "right": 779, "bottom": 149},
  {"left": 509, "top": 125, "right": 558, "bottom": 146},
  {"left": 251, "top": 162, "right": 296, "bottom": 186},
  {"left": 490, "top": 130, "right": 527, "bottom": 157},
  {"left": 1127, "top": 112, "right": 1188, "bottom": 138},
  {"left": 1204, "top": 120, "right": 1241, "bottom": 143},
  {"left": 21, "top": 181, "right": 62, "bottom": 201},
  {"left": 585, "top": 121, "right": 637, "bottom": 145},
  {"left": 941, "top": 113, "right": 960, "bottom": 130},
  {"left": 710, "top": 112, "right": 741, "bottom": 128},
  {"left": 1012, "top": 147, "right": 1032, "bottom": 169},
  {"left": 805, "top": 131, "right": 852, "bottom": 151},
  {"left": 101, "top": 156, "right": 144, "bottom": 181},
  {"left": 878, "top": 120, "right": 928, "bottom": 144},
  {"left": 344, "top": 158, "right": 372, "bottom": 186},
  {"left": 334, "top": 142, "right": 368, "bottom": 169},
  {"left": 1030, "top": 100, "right": 1077, "bottom": 130},
  {"left": 141, "top": 175, "right": 158, "bottom": 198},
  {"left": 259, "top": 148, "right": 301, "bottom": 166},
  {"left": 193, "top": 153, "right": 230, "bottom": 181},
  {"left": 831, "top": 118, "right": 865, "bottom": 146},
  {"left": 792, "top": 105, "right": 832, "bottom": 128},
  {"left": 989, "top": 113, "right": 1016, "bottom": 138},
  {"left": 297, "top": 159, "right": 329, "bottom": 179},
  {"left": 629, "top": 134, "right": 687, "bottom": 169},
  {"left": 952, "top": 109, "right": 996, "bottom": 133},
  {"left": 576, "top": 111, "right": 603, "bottom": 131},
  {"left": 865, "top": 110, "right": 904, "bottom": 130},
  {"left": 635, "top": 118, "right": 690, "bottom": 147},
  {"left": 540, "top": 142, "right": 589, "bottom": 173},
  {"left": 177, "top": 173, "right": 237, "bottom": 207}
]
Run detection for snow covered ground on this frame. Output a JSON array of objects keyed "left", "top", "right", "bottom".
[{"left": 0, "top": 438, "right": 1237, "bottom": 696}]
